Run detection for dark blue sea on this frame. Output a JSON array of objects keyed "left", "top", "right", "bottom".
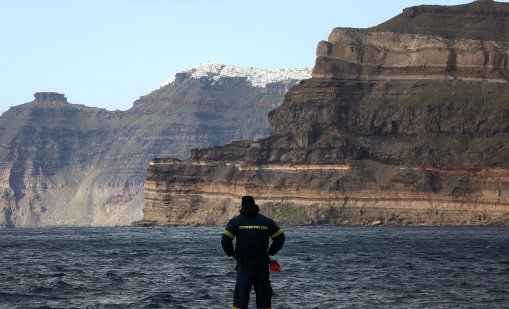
[{"left": 1, "top": 227, "right": 508, "bottom": 308}]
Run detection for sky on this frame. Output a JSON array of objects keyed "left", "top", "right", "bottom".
[{"left": 0, "top": 0, "right": 501, "bottom": 114}]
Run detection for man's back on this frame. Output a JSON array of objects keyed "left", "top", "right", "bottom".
[{"left": 223, "top": 213, "right": 284, "bottom": 268}]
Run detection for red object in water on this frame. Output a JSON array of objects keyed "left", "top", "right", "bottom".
[{"left": 268, "top": 260, "right": 281, "bottom": 272}]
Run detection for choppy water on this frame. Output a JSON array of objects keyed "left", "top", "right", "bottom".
[{"left": 0, "top": 227, "right": 508, "bottom": 308}]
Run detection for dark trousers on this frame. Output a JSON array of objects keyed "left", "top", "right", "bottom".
[{"left": 233, "top": 263, "right": 272, "bottom": 309}]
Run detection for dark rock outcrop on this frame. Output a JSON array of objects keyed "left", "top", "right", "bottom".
[
  {"left": 34, "top": 92, "right": 68, "bottom": 103},
  {"left": 368, "top": 0, "right": 509, "bottom": 41},
  {"left": 139, "top": 1, "right": 509, "bottom": 227}
]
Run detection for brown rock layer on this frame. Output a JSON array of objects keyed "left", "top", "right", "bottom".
[
  {"left": 313, "top": 29, "right": 509, "bottom": 82},
  {"left": 139, "top": 159, "right": 509, "bottom": 226}
]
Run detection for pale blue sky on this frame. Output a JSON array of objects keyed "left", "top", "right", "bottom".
[{"left": 0, "top": 0, "right": 496, "bottom": 113}]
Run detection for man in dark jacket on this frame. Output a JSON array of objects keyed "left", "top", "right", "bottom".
[{"left": 221, "top": 196, "right": 285, "bottom": 309}]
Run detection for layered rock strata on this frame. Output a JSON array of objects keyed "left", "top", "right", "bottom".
[
  {"left": 139, "top": 1, "right": 509, "bottom": 226},
  {"left": 314, "top": 29, "right": 509, "bottom": 83},
  {"left": 0, "top": 64, "right": 310, "bottom": 227},
  {"left": 142, "top": 159, "right": 509, "bottom": 226}
]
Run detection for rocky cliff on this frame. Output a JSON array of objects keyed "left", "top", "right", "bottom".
[
  {"left": 139, "top": 1, "right": 509, "bottom": 226},
  {"left": 0, "top": 63, "right": 310, "bottom": 227}
]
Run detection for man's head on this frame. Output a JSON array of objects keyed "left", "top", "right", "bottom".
[{"left": 240, "top": 195, "right": 260, "bottom": 217}]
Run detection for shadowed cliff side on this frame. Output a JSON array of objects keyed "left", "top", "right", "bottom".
[{"left": 138, "top": 1, "right": 509, "bottom": 227}]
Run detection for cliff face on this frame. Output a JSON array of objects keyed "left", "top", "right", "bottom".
[
  {"left": 139, "top": 1, "right": 509, "bottom": 226},
  {"left": 368, "top": 0, "right": 509, "bottom": 42},
  {"left": 314, "top": 29, "right": 509, "bottom": 83},
  {"left": 0, "top": 64, "right": 310, "bottom": 227}
]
